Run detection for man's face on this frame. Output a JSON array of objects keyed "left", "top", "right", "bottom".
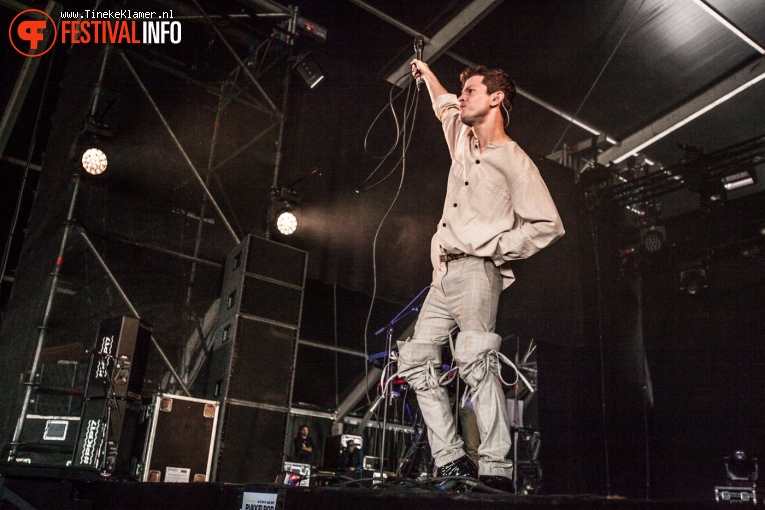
[
  {"left": 300, "top": 427, "right": 309, "bottom": 437},
  {"left": 458, "top": 75, "right": 491, "bottom": 126}
]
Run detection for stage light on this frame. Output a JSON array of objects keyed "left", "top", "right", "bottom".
[
  {"left": 81, "top": 147, "right": 108, "bottom": 175},
  {"left": 715, "top": 450, "right": 759, "bottom": 504},
  {"left": 680, "top": 268, "right": 708, "bottom": 295},
  {"left": 293, "top": 53, "right": 325, "bottom": 89},
  {"left": 276, "top": 209, "right": 298, "bottom": 235},
  {"left": 640, "top": 226, "right": 666, "bottom": 253},
  {"left": 722, "top": 170, "right": 756, "bottom": 191}
]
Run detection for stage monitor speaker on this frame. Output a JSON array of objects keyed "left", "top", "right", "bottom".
[
  {"left": 84, "top": 316, "right": 152, "bottom": 401},
  {"left": 212, "top": 404, "right": 288, "bottom": 483},
  {"left": 71, "top": 397, "right": 143, "bottom": 475},
  {"left": 206, "top": 317, "right": 298, "bottom": 408}
]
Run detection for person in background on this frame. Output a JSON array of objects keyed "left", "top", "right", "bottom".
[
  {"left": 293, "top": 424, "right": 315, "bottom": 465},
  {"left": 340, "top": 439, "right": 363, "bottom": 475}
]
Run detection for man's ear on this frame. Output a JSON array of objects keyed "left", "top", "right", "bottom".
[{"left": 492, "top": 91, "right": 504, "bottom": 107}]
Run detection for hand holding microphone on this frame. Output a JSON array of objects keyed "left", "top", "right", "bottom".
[{"left": 413, "top": 36, "right": 424, "bottom": 88}]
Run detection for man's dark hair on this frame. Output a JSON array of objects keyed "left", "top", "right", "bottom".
[{"left": 460, "top": 65, "right": 517, "bottom": 120}]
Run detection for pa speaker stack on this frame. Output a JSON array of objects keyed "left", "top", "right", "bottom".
[{"left": 206, "top": 235, "right": 307, "bottom": 483}]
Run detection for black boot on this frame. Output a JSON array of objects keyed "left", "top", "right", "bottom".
[
  {"left": 435, "top": 455, "right": 478, "bottom": 490},
  {"left": 478, "top": 475, "right": 515, "bottom": 493}
]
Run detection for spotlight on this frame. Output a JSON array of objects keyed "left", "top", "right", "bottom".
[
  {"left": 715, "top": 450, "right": 759, "bottom": 503},
  {"left": 269, "top": 185, "right": 303, "bottom": 236},
  {"left": 81, "top": 147, "right": 108, "bottom": 175},
  {"left": 293, "top": 52, "right": 325, "bottom": 89},
  {"left": 275, "top": 208, "right": 298, "bottom": 236},
  {"left": 726, "top": 450, "right": 758, "bottom": 481},
  {"left": 680, "top": 268, "right": 708, "bottom": 295},
  {"left": 722, "top": 170, "right": 756, "bottom": 191},
  {"left": 640, "top": 226, "right": 666, "bottom": 253}
]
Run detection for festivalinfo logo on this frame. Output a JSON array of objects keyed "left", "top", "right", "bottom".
[{"left": 8, "top": 8, "right": 182, "bottom": 57}]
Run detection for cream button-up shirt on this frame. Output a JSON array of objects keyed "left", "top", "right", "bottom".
[{"left": 430, "top": 94, "right": 565, "bottom": 290}]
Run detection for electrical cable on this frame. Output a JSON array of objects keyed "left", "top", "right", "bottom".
[
  {"left": 359, "top": 68, "right": 421, "bottom": 413},
  {"left": 356, "top": 73, "right": 420, "bottom": 193},
  {"left": 354, "top": 64, "right": 422, "bottom": 477},
  {"left": 551, "top": 0, "right": 646, "bottom": 155}
]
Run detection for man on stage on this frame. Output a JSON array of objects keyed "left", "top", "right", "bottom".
[{"left": 397, "top": 59, "right": 564, "bottom": 492}]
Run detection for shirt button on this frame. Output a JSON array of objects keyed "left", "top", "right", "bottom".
[
  {"left": 476, "top": 159, "right": 480, "bottom": 164},
  {"left": 442, "top": 222, "right": 446, "bottom": 227},
  {"left": 465, "top": 181, "right": 469, "bottom": 186},
  {"left": 453, "top": 203, "right": 458, "bottom": 207}
]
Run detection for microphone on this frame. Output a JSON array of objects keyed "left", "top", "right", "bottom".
[{"left": 414, "top": 36, "right": 424, "bottom": 88}]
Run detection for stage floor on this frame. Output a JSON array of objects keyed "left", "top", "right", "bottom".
[{"left": 0, "top": 465, "right": 726, "bottom": 510}]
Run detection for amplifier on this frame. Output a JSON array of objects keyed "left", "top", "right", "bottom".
[
  {"left": 137, "top": 394, "right": 219, "bottom": 483},
  {"left": 71, "top": 397, "right": 143, "bottom": 475},
  {"left": 11, "top": 415, "right": 81, "bottom": 467},
  {"left": 85, "top": 316, "right": 152, "bottom": 401},
  {"left": 21, "top": 414, "right": 80, "bottom": 448}
]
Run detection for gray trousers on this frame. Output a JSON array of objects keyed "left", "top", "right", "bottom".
[{"left": 397, "top": 257, "right": 513, "bottom": 477}]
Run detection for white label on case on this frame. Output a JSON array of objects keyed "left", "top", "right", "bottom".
[{"left": 164, "top": 466, "right": 191, "bottom": 483}]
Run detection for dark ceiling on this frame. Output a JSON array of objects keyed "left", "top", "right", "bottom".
[
  {"left": 256, "top": 0, "right": 765, "bottom": 166},
  {"left": 6, "top": 0, "right": 764, "bottom": 167}
]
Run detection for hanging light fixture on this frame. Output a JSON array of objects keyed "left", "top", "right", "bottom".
[
  {"left": 721, "top": 169, "right": 756, "bottom": 191},
  {"left": 640, "top": 225, "right": 666, "bottom": 253},
  {"left": 81, "top": 146, "right": 108, "bottom": 175},
  {"left": 679, "top": 268, "right": 708, "bottom": 295},
  {"left": 269, "top": 186, "right": 302, "bottom": 236},
  {"left": 275, "top": 207, "right": 298, "bottom": 236},
  {"left": 293, "top": 52, "right": 325, "bottom": 89}
]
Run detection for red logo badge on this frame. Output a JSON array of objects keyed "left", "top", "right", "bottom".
[{"left": 9, "top": 9, "right": 57, "bottom": 57}]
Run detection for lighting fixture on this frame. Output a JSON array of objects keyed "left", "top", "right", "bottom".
[
  {"left": 640, "top": 226, "right": 666, "bottom": 253},
  {"left": 81, "top": 147, "right": 108, "bottom": 175},
  {"left": 725, "top": 450, "right": 758, "bottom": 481},
  {"left": 275, "top": 209, "right": 298, "bottom": 236},
  {"left": 679, "top": 268, "right": 708, "bottom": 295},
  {"left": 722, "top": 170, "right": 755, "bottom": 191},
  {"left": 293, "top": 53, "right": 325, "bottom": 89}
]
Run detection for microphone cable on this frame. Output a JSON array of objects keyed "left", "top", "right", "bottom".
[{"left": 357, "top": 65, "right": 423, "bottom": 411}]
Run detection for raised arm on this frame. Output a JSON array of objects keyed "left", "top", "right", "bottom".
[{"left": 411, "top": 59, "right": 449, "bottom": 102}]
